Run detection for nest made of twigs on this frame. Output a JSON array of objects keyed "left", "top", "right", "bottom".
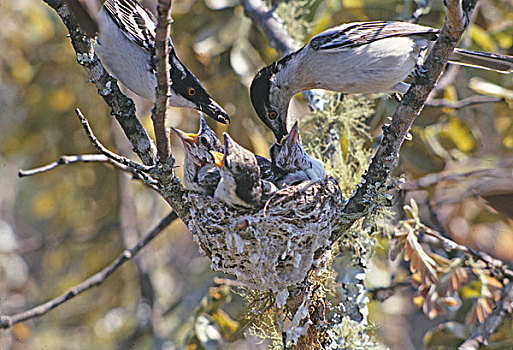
[{"left": 186, "top": 176, "right": 342, "bottom": 297}]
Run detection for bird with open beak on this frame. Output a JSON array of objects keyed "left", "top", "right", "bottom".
[
  {"left": 211, "top": 134, "right": 277, "bottom": 208},
  {"left": 271, "top": 121, "right": 326, "bottom": 187},
  {"left": 171, "top": 114, "right": 223, "bottom": 195}
]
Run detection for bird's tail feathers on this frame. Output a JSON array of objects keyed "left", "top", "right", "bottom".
[{"left": 449, "top": 49, "right": 513, "bottom": 73}]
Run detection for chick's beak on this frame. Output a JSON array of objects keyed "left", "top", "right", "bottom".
[
  {"left": 201, "top": 98, "right": 230, "bottom": 125},
  {"left": 210, "top": 150, "right": 225, "bottom": 168},
  {"left": 285, "top": 121, "right": 300, "bottom": 148},
  {"left": 171, "top": 127, "right": 198, "bottom": 149}
]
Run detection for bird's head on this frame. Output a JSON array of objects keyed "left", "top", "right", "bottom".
[
  {"left": 170, "top": 57, "right": 230, "bottom": 125},
  {"left": 250, "top": 64, "right": 289, "bottom": 142},
  {"left": 171, "top": 114, "right": 222, "bottom": 165},
  {"left": 217, "top": 134, "right": 259, "bottom": 178},
  {"left": 271, "top": 121, "right": 304, "bottom": 171},
  {"left": 212, "top": 134, "right": 261, "bottom": 204}
]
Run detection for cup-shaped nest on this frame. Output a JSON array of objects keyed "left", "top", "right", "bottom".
[{"left": 186, "top": 176, "right": 342, "bottom": 297}]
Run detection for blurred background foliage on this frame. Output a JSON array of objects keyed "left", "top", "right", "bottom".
[{"left": 0, "top": 0, "right": 512, "bottom": 349}]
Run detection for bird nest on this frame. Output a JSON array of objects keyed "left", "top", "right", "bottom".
[{"left": 186, "top": 176, "right": 342, "bottom": 303}]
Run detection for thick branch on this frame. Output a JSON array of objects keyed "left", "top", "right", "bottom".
[
  {"left": 0, "top": 211, "right": 178, "bottom": 329},
  {"left": 334, "top": 0, "right": 479, "bottom": 241},
  {"left": 43, "top": 0, "right": 157, "bottom": 166},
  {"left": 152, "top": 0, "right": 173, "bottom": 164}
]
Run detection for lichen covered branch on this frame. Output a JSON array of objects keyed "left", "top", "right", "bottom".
[{"left": 334, "top": 0, "right": 479, "bottom": 241}]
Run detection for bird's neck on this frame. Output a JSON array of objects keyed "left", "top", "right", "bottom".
[{"left": 271, "top": 47, "right": 310, "bottom": 98}]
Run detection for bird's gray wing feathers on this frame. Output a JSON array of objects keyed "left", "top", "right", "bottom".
[
  {"left": 103, "top": 0, "right": 157, "bottom": 53},
  {"left": 450, "top": 49, "right": 513, "bottom": 73},
  {"left": 309, "top": 21, "right": 438, "bottom": 51}
]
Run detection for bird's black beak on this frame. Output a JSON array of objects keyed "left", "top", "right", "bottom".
[
  {"left": 200, "top": 99, "right": 230, "bottom": 125},
  {"left": 273, "top": 123, "right": 289, "bottom": 143}
]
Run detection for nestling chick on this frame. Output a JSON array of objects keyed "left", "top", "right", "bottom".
[
  {"left": 212, "top": 134, "right": 276, "bottom": 208},
  {"left": 172, "top": 114, "right": 223, "bottom": 195},
  {"left": 271, "top": 121, "right": 326, "bottom": 187}
]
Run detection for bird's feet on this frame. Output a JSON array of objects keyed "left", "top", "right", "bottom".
[{"left": 413, "top": 64, "right": 429, "bottom": 80}]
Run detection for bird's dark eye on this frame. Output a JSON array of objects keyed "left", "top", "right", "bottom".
[
  {"left": 200, "top": 136, "right": 208, "bottom": 146},
  {"left": 268, "top": 110, "right": 278, "bottom": 120},
  {"left": 188, "top": 88, "right": 196, "bottom": 96}
]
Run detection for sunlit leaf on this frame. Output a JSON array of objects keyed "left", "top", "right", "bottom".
[{"left": 469, "top": 24, "right": 497, "bottom": 52}]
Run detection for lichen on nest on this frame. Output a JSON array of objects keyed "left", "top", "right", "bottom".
[{"left": 186, "top": 176, "right": 342, "bottom": 303}]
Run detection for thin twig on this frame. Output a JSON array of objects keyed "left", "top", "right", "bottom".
[
  {"left": 408, "top": 0, "right": 433, "bottom": 23},
  {"left": 368, "top": 280, "right": 412, "bottom": 302},
  {"left": 0, "top": 211, "right": 178, "bottom": 329},
  {"left": 419, "top": 225, "right": 513, "bottom": 279},
  {"left": 400, "top": 168, "right": 509, "bottom": 191},
  {"left": 152, "top": 0, "right": 173, "bottom": 164},
  {"left": 18, "top": 154, "right": 158, "bottom": 188},
  {"left": 43, "top": 0, "right": 157, "bottom": 166},
  {"left": 425, "top": 95, "right": 504, "bottom": 109},
  {"left": 75, "top": 108, "right": 152, "bottom": 174},
  {"left": 458, "top": 282, "right": 513, "bottom": 350}
]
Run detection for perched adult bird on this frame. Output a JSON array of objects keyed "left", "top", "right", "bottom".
[
  {"left": 250, "top": 21, "right": 513, "bottom": 140},
  {"left": 171, "top": 114, "right": 223, "bottom": 195},
  {"left": 212, "top": 134, "right": 276, "bottom": 208},
  {"left": 271, "top": 121, "right": 325, "bottom": 187},
  {"left": 73, "top": 0, "right": 229, "bottom": 123}
]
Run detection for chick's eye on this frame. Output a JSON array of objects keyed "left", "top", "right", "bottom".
[
  {"left": 188, "top": 88, "right": 196, "bottom": 96},
  {"left": 200, "top": 136, "right": 208, "bottom": 146},
  {"left": 268, "top": 110, "right": 278, "bottom": 120}
]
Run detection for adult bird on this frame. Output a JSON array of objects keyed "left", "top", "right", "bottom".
[
  {"left": 211, "top": 134, "right": 276, "bottom": 208},
  {"left": 250, "top": 21, "right": 513, "bottom": 140},
  {"left": 68, "top": 0, "right": 230, "bottom": 124},
  {"left": 171, "top": 114, "right": 223, "bottom": 195},
  {"left": 270, "top": 121, "right": 325, "bottom": 187}
]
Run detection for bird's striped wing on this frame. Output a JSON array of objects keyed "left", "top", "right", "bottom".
[
  {"left": 103, "top": 0, "right": 157, "bottom": 53},
  {"left": 309, "top": 21, "right": 439, "bottom": 51}
]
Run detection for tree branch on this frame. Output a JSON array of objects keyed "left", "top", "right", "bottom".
[
  {"left": 400, "top": 168, "right": 509, "bottom": 190},
  {"left": 152, "top": 0, "right": 173, "bottom": 165},
  {"left": 240, "top": 0, "right": 300, "bottom": 55},
  {"left": 334, "top": 0, "right": 479, "bottom": 241},
  {"left": 0, "top": 211, "right": 178, "bottom": 329},
  {"left": 419, "top": 225, "right": 513, "bottom": 279},
  {"left": 18, "top": 154, "right": 158, "bottom": 188},
  {"left": 43, "top": 0, "right": 157, "bottom": 166},
  {"left": 458, "top": 282, "right": 513, "bottom": 350},
  {"left": 425, "top": 95, "right": 504, "bottom": 109},
  {"left": 75, "top": 108, "right": 152, "bottom": 174}
]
